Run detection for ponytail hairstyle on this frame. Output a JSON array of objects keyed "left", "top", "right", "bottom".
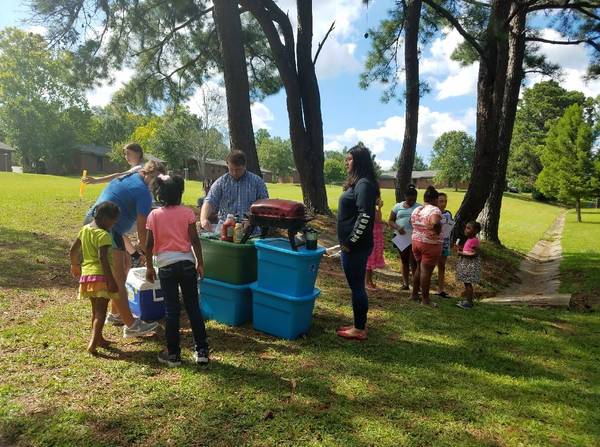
[
  {"left": 423, "top": 185, "right": 439, "bottom": 204},
  {"left": 153, "top": 174, "right": 185, "bottom": 206},
  {"left": 405, "top": 183, "right": 418, "bottom": 199},
  {"left": 344, "top": 143, "right": 380, "bottom": 196},
  {"left": 123, "top": 142, "right": 144, "bottom": 163}
]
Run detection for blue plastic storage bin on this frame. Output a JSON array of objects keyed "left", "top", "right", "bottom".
[
  {"left": 254, "top": 238, "right": 326, "bottom": 297},
  {"left": 199, "top": 277, "right": 253, "bottom": 326},
  {"left": 251, "top": 283, "right": 320, "bottom": 340},
  {"left": 126, "top": 268, "right": 165, "bottom": 321}
]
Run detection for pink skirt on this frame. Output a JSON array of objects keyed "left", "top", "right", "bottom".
[{"left": 367, "top": 222, "right": 386, "bottom": 270}]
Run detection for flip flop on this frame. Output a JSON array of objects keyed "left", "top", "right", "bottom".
[
  {"left": 337, "top": 326, "right": 368, "bottom": 333},
  {"left": 336, "top": 329, "right": 368, "bottom": 341}
]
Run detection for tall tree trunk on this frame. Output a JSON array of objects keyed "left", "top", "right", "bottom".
[
  {"left": 212, "top": 0, "right": 261, "bottom": 176},
  {"left": 296, "top": 0, "right": 329, "bottom": 214},
  {"left": 479, "top": 5, "right": 526, "bottom": 243},
  {"left": 395, "top": 0, "right": 422, "bottom": 203},
  {"left": 576, "top": 197, "right": 581, "bottom": 222},
  {"left": 453, "top": 0, "right": 511, "bottom": 238},
  {"left": 242, "top": 0, "right": 329, "bottom": 214}
]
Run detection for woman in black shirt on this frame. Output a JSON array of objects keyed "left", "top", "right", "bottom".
[{"left": 336, "top": 144, "right": 379, "bottom": 341}]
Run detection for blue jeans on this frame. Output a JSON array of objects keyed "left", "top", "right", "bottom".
[
  {"left": 158, "top": 261, "right": 208, "bottom": 355},
  {"left": 341, "top": 249, "right": 371, "bottom": 330}
]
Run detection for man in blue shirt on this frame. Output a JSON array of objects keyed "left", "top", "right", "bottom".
[{"left": 200, "top": 150, "right": 269, "bottom": 230}]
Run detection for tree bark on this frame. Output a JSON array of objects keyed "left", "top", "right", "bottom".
[
  {"left": 576, "top": 197, "right": 581, "bottom": 222},
  {"left": 453, "top": 0, "right": 512, "bottom": 239},
  {"left": 212, "top": 0, "right": 261, "bottom": 176},
  {"left": 479, "top": 5, "right": 526, "bottom": 243},
  {"left": 295, "top": 0, "right": 329, "bottom": 214},
  {"left": 395, "top": 0, "right": 422, "bottom": 203},
  {"left": 242, "top": 0, "right": 330, "bottom": 214}
]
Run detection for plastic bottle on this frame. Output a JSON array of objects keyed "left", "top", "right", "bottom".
[
  {"left": 220, "top": 214, "right": 236, "bottom": 242},
  {"left": 233, "top": 222, "right": 244, "bottom": 244}
]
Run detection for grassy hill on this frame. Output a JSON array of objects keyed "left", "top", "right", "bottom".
[{"left": 1, "top": 172, "right": 599, "bottom": 447}]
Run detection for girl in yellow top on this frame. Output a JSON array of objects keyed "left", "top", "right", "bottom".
[{"left": 69, "top": 201, "right": 120, "bottom": 355}]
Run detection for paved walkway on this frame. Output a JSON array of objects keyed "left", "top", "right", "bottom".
[{"left": 481, "top": 211, "right": 571, "bottom": 308}]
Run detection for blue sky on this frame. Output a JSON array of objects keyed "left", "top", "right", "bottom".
[{"left": 2, "top": 0, "right": 599, "bottom": 170}]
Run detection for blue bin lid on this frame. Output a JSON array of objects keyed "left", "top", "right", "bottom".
[
  {"left": 253, "top": 238, "right": 326, "bottom": 257},
  {"left": 199, "top": 277, "right": 253, "bottom": 290},
  {"left": 250, "top": 282, "right": 321, "bottom": 301}
]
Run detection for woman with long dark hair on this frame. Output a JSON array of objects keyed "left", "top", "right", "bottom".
[{"left": 336, "top": 144, "right": 379, "bottom": 341}]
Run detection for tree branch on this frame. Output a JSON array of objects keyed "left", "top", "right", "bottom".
[
  {"left": 526, "top": 36, "right": 600, "bottom": 52},
  {"left": 526, "top": 1, "right": 599, "bottom": 13},
  {"left": 132, "top": 7, "right": 213, "bottom": 58},
  {"left": 422, "top": 0, "right": 487, "bottom": 62},
  {"left": 313, "top": 21, "right": 335, "bottom": 65}
]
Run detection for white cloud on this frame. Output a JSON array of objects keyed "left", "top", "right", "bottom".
[
  {"left": 250, "top": 102, "right": 275, "bottom": 130},
  {"left": 529, "top": 28, "right": 600, "bottom": 97},
  {"left": 378, "top": 159, "right": 394, "bottom": 170},
  {"left": 25, "top": 25, "right": 47, "bottom": 36},
  {"left": 420, "top": 29, "right": 479, "bottom": 100},
  {"left": 325, "top": 105, "right": 476, "bottom": 161},
  {"left": 86, "top": 67, "right": 135, "bottom": 107}
]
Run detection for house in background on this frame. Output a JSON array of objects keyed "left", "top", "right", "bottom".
[
  {"left": 0, "top": 141, "right": 16, "bottom": 172},
  {"left": 186, "top": 158, "right": 273, "bottom": 183},
  {"left": 379, "top": 169, "right": 469, "bottom": 190}
]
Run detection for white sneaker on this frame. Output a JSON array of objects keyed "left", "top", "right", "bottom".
[
  {"left": 105, "top": 313, "right": 124, "bottom": 326},
  {"left": 123, "top": 319, "right": 158, "bottom": 338}
]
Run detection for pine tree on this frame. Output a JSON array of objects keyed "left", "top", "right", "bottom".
[{"left": 536, "top": 104, "right": 596, "bottom": 222}]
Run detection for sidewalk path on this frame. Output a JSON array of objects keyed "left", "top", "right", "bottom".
[{"left": 481, "top": 210, "right": 570, "bottom": 307}]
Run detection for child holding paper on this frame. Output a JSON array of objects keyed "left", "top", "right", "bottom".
[
  {"left": 388, "top": 185, "right": 420, "bottom": 290},
  {"left": 435, "top": 193, "right": 454, "bottom": 298}
]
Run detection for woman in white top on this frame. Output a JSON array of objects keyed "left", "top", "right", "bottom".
[{"left": 82, "top": 142, "right": 144, "bottom": 185}]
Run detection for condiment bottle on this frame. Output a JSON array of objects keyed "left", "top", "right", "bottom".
[{"left": 220, "top": 214, "right": 235, "bottom": 242}]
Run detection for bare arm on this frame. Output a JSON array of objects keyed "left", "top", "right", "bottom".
[
  {"left": 99, "top": 246, "right": 117, "bottom": 292},
  {"left": 200, "top": 201, "right": 215, "bottom": 231},
  {"left": 136, "top": 214, "right": 148, "bottom": 252},
  {"left": 189, "top": 223, "right": 204, "bottom": 278},
  {"left": 82, "top": 171, "right": 129, "bottom": 184},
  {"left": 431, "top": 214, "right": 442, "bottom": 235},
  {"left": 69, "top": 238, "right": 82, "bottom": 277},
  {"left": 145, "top": 230, "right": 157, "bottom": 282}
]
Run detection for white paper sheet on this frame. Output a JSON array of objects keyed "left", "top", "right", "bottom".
[
  {"left": 441, "top": 222, "right": 455, "bottom": 240},
  {"left": 392, "top": 231, "right": 412, "bottom": 251}
]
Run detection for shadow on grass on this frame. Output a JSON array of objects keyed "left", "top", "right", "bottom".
[{"left": 0, "top": 226, "right": 74, "bottom": 288}]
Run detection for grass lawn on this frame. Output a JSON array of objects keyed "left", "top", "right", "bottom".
[
  {"left": 560, "top": 209, "right": 600, "bottom": 298},
  {"left": 1, "top": 172, "right": 598, "bottom": 446}
]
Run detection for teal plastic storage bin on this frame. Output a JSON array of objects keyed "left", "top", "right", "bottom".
[
  {"left": 200, "top": 235, "right": 257, "bottom": 285},
  {"left": 254, "top": 238, "right": 325, "bottom": 297},
  {"left": 251, "top": 283, "right": 320, "bottom": 339},
  {"left": 199, "top": 278, "right": 253, "bottom": 326}
]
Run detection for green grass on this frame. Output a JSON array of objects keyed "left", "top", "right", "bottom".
[
  {"left": 560, "top": 209, "right": 600, "bottom": 297},
  {"left": 1, "top": 172, "right": 599, "bottom": 446}
]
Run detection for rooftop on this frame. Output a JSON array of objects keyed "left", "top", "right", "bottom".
[{"left": 0, "top": 141, "right": 16, "bottom": 152}]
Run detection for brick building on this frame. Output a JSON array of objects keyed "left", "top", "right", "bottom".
[{"left": 0, "top": 142, "right": 15, "bottom": 172}]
